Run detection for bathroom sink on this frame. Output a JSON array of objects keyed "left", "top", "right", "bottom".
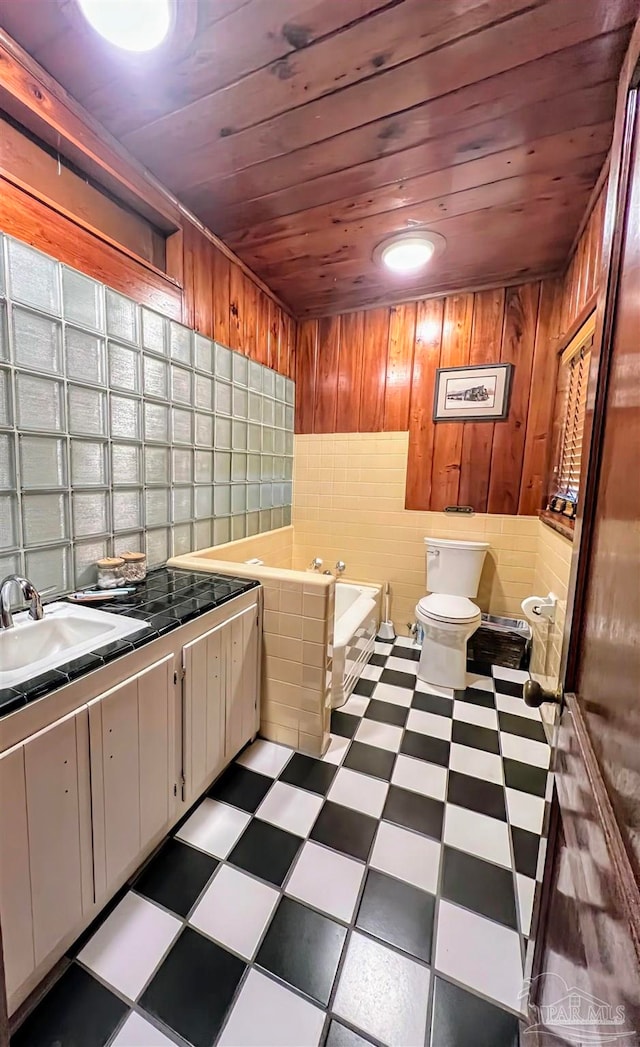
[{"left": 0, "top": 602, "right": 148, "bottom": 689}]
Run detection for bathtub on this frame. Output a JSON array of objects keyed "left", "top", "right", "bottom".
[{"left": 331, "top": 582, "right": 381, "bottom": 708}]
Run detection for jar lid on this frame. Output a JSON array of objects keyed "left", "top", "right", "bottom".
[
  {"left": 120, "top": 551, "right": 146, "bottom": 562},
  {"left": 96, "top": 557, "right": 125, "bottom": 568}
]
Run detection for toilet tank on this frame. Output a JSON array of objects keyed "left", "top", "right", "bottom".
[{"left": 424, "top": 537, "right": 489, "bottom": 597}]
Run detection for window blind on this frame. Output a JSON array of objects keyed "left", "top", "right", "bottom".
[
  {"left": 557, "top": 338, "right": 592, "bottom": 496},
  {"left": 552, "top": 314, "right": 595, "bottom": 501}
]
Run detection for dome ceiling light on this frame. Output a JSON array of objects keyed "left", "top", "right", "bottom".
[
  {"left": 77, "top": 0, "right": 172, "bottom": 52},
  {"left": 374, "top": 231, "right": 446, "bottom": 274}
]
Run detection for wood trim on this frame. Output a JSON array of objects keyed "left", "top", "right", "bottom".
[
  {"left": 0, "top": 917, "right": 7, "bottom": 1047},
  {"left": 0, "top": 176, "right": 183, "bottom": 320},
  {"left": 530, "top": 695, "right": 640, "bottom": 1029},
  {"left": 539, "top": 509, "right": 575, "bottom": 541},
  {"left": 528, "top": 781, "right": 561, "bottom": 989},
  {"left": 0, "top": 30, "right": 179, "bottom": 231},
  {"left": 0, "top": 172, "right": 182, "bottom": 290},
  {"left": 0, "top": 29, "right": 295, "bottom": 320},
  {"left": 562, "top": 25, "right": 640, "bottom": 689},
  {"left": 553, "top": 293, "right": 598, "bottom": 356},
  {"left": 566, "top": 154, "right": 611, "bottom": 262},
  {"left": 300, "top": 268, "right": 562, "bottom": 320},
  {"left": 165, "top": 229, "right": 184, "bottom": 288},
  {"left": 561, "top": 694, "right": 640, "bottom": 960}
]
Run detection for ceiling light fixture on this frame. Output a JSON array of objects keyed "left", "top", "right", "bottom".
[
  {"left": 77, "top": 0, "right": 172, "bottom": 52},
  {"left": 374, "top": 231, "right": 445, "bottom": 274}
]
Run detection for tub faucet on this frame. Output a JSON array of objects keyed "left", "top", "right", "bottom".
[
  {"left": 0, "top": 575, "right": 44, "bottom": 630},
  {"left": 336, "top": 561, "right": 346, "bottom": 574},
  {"left": 308, "top": 557, "right": 323, "bottom": 571}
]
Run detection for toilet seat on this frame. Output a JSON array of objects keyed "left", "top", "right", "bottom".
[{"left": 417, "top": 594, "right": 480, "bottom": 624}]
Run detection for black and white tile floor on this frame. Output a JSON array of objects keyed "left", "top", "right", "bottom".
[{"left": 12, "top": 639, "right": 551, "bottom": 1047}]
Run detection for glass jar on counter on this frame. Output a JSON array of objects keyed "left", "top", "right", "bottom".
[
  {"left": 121, "top": 551, "right": 147, "bottom": 584},
  {"left": 96, "top": 557, "right": 125, "bottom": 589}
]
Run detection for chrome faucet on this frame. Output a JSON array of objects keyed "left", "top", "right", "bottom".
[
  {"left": 0, "top": 575, "right": 44, "bottom": 630},
  {"left": 308, "top": 557, "right": 323, "bottom": 571},
  {"left": 336, "top": 561, "right": 346, "bottom": 575}
]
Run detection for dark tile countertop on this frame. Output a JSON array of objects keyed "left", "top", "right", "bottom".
[{"left": 0, "top": 568, "right": 260, "bottom": 720}]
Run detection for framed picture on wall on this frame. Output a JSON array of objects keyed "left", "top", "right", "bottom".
[{"left": 433, "top": 363, "right": 514, "bottom": 422}]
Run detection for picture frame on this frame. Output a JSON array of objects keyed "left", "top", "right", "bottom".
[{"left": 433, "top": 362, "right": 514, "bottom": 422}]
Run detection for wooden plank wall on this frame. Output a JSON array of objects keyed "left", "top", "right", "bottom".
[
  {"left": 181, "top": 221, "right": 296, "bottom": 377},
  {"left": 295, "top": 188, "right": 605, "bottom": 515},
  {"left": 0, "top": 177, "right": 297, "bottom": 379}
]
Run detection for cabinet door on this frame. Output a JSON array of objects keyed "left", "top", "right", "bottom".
[
  {"left": 90, "top": 654, "right": 175, "bottom": 897},
  {"left": 0, "top": 708, "right": 92, "bottom": 1005},
  {"left": 25, "top": 708, "right": 93, "bottom": 967},
  {"left": 226, "top": 604, "right": 259, "bottom": 760},
  {"left": 182, "top": 622, "right": 226, "bottom": 803},
  {"left": 0, "top": 745, "right": 35, "bottom": 1000}
]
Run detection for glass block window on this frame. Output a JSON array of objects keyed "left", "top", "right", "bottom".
[{"left": 0, "top": 233, "right": 294, "bottom": 592}]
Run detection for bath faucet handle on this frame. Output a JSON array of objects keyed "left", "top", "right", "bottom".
[
  {"left": 309, "top": 557, "right": 323, "bottom": 571},
  {"left": 335, "top": 561, "right": 346, "bottom": 574}
]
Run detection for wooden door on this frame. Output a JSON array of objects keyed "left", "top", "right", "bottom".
[
  {"left": 182, "top": 621, "right": 226, "bottom": 803},
  {"left": 525, "top": 38, "right": 640, "bottom": 1046},
  {"left": 89, "top": 653, "right": 175, "bottom": 897},
  {"left": 226, "top": 603, "right": 260, "bottom": 761}
]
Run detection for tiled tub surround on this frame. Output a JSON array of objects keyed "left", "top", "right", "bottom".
[
  {"left": 186, "top": 524, "right": 295, "bottom": 570},
  {"left": 293, "top": 432, "right": 540, "bottom": 632},
  {"left": 171, "top": 546, "right": 334, "bottom": 757},
  {"left": 0, "top": 568, "right": 259, "bottom": 718},
  {"left": 0, "top": 234, "right": 294, "bottom": 596},
  {"left": 11, "top": 650, "right": 551, "bottom": 1047}
]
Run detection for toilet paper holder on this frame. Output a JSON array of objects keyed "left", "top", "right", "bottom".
[{"left": 521, "top": 592, "right": 557, "bottom": 623}]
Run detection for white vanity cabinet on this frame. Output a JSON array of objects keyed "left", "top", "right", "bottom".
[
  {"left": 0, "top": 707, "right": 92, "bottom": 1000},
  {"left": 88, "top": 653, "right": 176, "bottom": 899},
  {"left": 181, "top": 601, "right": 260, "bottom": 803},
  {"left": 0, "top": 585, "right": 261, "bottom": 1015}
]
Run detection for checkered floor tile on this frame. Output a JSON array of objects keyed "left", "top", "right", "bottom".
[{"left": 12, "top": 646, "right": 549, "bottom": 1047}]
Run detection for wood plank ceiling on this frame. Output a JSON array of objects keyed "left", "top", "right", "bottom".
[{"left": 0, "top": 0, "right": 636, "bottom": 317}]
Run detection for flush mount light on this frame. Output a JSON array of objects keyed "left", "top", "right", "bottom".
[
  {"left": 374, "top": 231, "right": 446, "bottom": 274},
  {"left": 77, "top": 0, "right": 172, "bottom": 52}
]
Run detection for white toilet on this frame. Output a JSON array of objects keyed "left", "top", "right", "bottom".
[{"left": 416, "top": 537, "right": 489, "bottom": 690}]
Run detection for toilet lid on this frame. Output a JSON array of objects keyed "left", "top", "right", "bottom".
[{"left": 418, "top": 594, "right": 480, "bottom": 624}]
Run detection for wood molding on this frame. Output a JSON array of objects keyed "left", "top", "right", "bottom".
[
  {"left": 560, "top": 694, "right": 640, "bottom": 962},
  {"left": 0, "top": 171, "right": 182, "bottom": 290},
  {"left": 553, "top": 293, "right": 598, "bottom": 356},
  {"left": 0, "top": 30, "right": 179, "bottom": 232},
  {"left": 0, "top": 29, "right": 295, "bottom": 319},
  {"left": 0, "top": 918, "right": 7, "bottom": 1047},
  {"left": 301, "top": 270, "right": 562, "bottom": 321},
  {"left": 562, "top": 22, "right": 640, "bottom": 689},
  {"left": 165, "top": 229, "right": 184, "bottom": 288},
  {"left": 539, "top": 510, "right": 575, "bottom": 541},
  {"left": 0, "top": 176, "right": 183, "bottom": 320},
  {"left": 566, "top": 154, "right": 611, "bottom": 262}
]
